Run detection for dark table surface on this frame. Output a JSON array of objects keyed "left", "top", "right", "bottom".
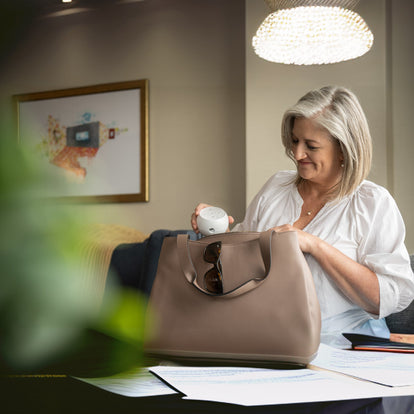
[{"left": 3, "top": 375, "right": 414, "bottom": 414}]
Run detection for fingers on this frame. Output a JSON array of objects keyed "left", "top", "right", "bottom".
[
  {"left": 191, "top": 203, "right": 211, "bottom": 233},
  {"left": 195, "top": 203, "right": 211, "bottom": 215},
  {"left": 272, "top": 224, "right": 294, "bottom": 233},
  {"left": 190, "top": 212, "right": 198, "bottom": 232},
  {"left": 271, "top": 225, "right": 314, "bottom": 253},
  {"left": 191, "top": 204, "right": 235, "bottom": 233}
]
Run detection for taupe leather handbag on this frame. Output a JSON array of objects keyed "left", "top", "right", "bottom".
[{"left": 144, "top": 230, "right": 321, "bottom": 366}]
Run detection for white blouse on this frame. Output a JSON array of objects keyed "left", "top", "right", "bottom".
[{"left": 232, "top": 171, "right": 414, "bottom": 346}]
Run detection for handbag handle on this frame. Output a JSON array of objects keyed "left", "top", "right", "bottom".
[{"left": 176, "top": 230, "right": 274, "bottom": 298}]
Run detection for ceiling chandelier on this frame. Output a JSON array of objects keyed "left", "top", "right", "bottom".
[{"left": 252, "top": 0, "right": 374, "bottom": 65}]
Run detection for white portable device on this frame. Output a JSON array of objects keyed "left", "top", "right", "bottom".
[{"left": 197, "top": 206, "right": 229, "bottom": 236}]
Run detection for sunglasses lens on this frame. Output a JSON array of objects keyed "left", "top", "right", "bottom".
[
  {"left": 204, "top": 267, "right": 223, "bottom": 294},
  {"left": 204, "top": 242, "right": 221, "bottom": 263}
]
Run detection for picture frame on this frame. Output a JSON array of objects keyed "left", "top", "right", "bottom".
[{"left": 14, "top": 79, "right": 149, "bottom": 203}]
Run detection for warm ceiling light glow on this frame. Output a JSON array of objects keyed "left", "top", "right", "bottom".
[
  {"left": 62, "top": 0, "right": 73, "bottom": 3},
  {"left": 252, "top": 2, "right": 374, "bottom": 65}
]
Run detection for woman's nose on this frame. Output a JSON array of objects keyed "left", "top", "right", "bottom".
[{"left": 293, "top": 143, "right": 306, "bottom": 160}]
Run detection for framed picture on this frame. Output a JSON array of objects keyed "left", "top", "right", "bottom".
[{"left": 14, "top": 79, "right": 149, "bottom": 203}]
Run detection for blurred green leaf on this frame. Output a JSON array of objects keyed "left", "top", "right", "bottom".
[
  {"left": 97, "top": 287, "right": 148, "bottom": 346},
  {"left": 0, "top": 127, "right": 146, "bottom": 375}
]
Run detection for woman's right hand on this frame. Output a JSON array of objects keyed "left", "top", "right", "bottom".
[
  {"left": 191, "top": 203, "right": 212, "bottom": 233},
  {"left": 191, "top": 203, "right": 235, "bottom": 233}
]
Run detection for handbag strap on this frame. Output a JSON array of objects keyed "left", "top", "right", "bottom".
[{"left": 177, "top": 230, "right": 274, "bottom": 298}]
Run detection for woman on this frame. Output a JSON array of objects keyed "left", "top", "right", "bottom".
[{"left": 191, "top": 86, "right": 414, "bottom": 347}]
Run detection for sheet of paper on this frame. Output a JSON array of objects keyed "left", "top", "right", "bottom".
[
  {"left": 74, "top": 367, "right": 178, "bottom": 397},
  {"left": 149, "top": 365, "right": 410, "bottom": 406},
  {"left": 311, "top": 343, "right": 414, "bottom": 387}
]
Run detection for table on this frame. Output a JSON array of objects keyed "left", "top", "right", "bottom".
[{"left": 2, "top": 375, "right": 413, "bottom": 414}]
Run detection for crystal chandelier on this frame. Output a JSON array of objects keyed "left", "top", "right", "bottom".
[{"left": 252, "top": 0, "right": 374, "bottom": 65}]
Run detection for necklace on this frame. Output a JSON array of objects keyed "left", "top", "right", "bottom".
[
  {"left": 302, "top": 203, "right": 325, "bottom": 217},
  {"left": 299, "top": 182, "right": 328, "bottom": 218}
]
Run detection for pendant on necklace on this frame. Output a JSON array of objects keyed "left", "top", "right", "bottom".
[{"left": 306, "top": 211, "right": 312, "bottom": 216}]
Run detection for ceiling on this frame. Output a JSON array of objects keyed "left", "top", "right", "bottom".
[
  {"left": 1, "top": 0, "right": 145, "bottom": 17},
  {"left": 0, "top": 1, "right": 145, "bottom": 61}
]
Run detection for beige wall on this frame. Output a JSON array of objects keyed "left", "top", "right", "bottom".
[
  {"left": 0, "top": 0, "right": 246, "bottom": 233},
  {"left": 246, "top": 0, "right": 413, "bottom": 252},
  {"left": 391, "top": 0, "right": 414, "bottom": 253}
]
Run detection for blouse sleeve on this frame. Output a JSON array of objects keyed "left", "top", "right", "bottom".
[
  {"left": 231, "top": 172, "right": 288, "bottom": 232},
  {"left": 232, "top": 171, "right": 300, "bottom": 233},
  {"left": 231, "top": 189, "right": 263, "bottom": 232},
  {"left": 357, "top": 187, "right": 414, "bottom": 319}
]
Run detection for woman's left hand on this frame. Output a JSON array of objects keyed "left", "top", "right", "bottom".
[
  {"left": 272, "top": 224, "right": 380, "bottom": 315},
  {"left": 271, "top": 224, "right": 315, "bottom": 254}
]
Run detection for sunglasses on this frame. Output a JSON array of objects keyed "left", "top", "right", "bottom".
[{"left": 203, "top": 241, "right": 223, "bottom": 294}]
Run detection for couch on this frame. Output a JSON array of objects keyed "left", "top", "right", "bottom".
[
  {"left": 385, "top": 255, "right": 414, "bottom": 334},
  {"left": 107, "top": 227, "right": 414, "bottom": 336}
]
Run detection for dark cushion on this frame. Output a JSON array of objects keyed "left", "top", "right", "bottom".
[{"left": 385, "top": 255, "right": 414, "bottom": 334}]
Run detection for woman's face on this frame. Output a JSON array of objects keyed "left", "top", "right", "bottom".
[{"left": 291, "top": 117, "right": 343, "bottom": 188}]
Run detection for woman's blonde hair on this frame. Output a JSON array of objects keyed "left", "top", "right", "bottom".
[{"left": 281, "top": 86, "right": 372, "bottom": 200}]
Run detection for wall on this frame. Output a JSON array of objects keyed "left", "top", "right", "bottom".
[
  {"left": 0, "top": 0, "right": 246, "bottom": 233},
  {"left": 246, "top": 0, "right": 413, "bottom": 252},
  {"left": 1, "top": 0, "right": 412, "bottom": 251},
  {"left": 391, "top": 0, "right": 414, "bottom": 253}
]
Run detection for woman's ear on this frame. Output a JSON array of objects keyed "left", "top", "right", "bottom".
[{"left": 337, "top": 143, "right": 345, "bottom": 165}]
